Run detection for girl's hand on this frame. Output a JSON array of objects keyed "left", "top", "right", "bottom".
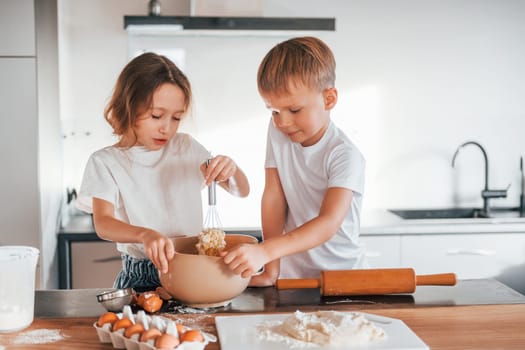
[
  {"left": 141, "top": 229, "right": 175, "bottom": 274},
  {"left": 221, "top": 243, "right": 268, "bottom": 278},
  {"left": 201, "top": 155, "right": 237, "bottom": 186}
]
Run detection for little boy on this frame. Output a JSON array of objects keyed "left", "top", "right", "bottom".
[{"left": 223, "top": 36, "right": 367, "bottom": 285}]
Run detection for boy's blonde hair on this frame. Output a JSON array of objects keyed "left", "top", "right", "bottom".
[{"left": 257, "top": 36, "right": 336, "bottom": 95}]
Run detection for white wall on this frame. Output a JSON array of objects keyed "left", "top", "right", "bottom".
[{"left": 59, "top": 0, "right": 525, "bottom": 229}]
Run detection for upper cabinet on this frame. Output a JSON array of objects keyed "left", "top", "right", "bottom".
[
  {"left": 124, "top": 15, "right": 336, "bottom": 32},
  {"left": 0, "top": 0, "right": 35, "bottom": 56}
]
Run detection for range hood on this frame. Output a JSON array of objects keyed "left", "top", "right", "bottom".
[{"left": 124, "top": 16, "right": 335, "bottom": 32}]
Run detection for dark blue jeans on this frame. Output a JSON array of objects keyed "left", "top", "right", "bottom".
[{"left": 113, "top": 254, "right": 161, "bottom": 292}]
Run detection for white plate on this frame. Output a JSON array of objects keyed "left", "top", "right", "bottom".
[{"left": 215, "top": 312, "right": 429, "bottom": 350}]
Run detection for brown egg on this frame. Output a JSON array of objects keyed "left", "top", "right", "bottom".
[
  {"left": 155, "top": 333, "right": 180, "bottom": 349},
  {"left": 180, "top": 329, "right": 205, "bottom": 343},
  {"left": 96, "top": 312, "right": 119, "bottom": 327},
  {"left": 137, "top": 291, "right": 163, "bottom": 313},
  {"left": 124, "top": 323, "right": 145, "bottom": 338},
  {"left": 175, "top": 322, "right": 186, "bottom": 335},
  {"left": 139, "top": 327, "right": 162, "bottom": 343},
  {"left": 112, "top": 317, "right": 133, "bottom": 332}
]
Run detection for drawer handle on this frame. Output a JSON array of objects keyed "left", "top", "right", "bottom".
[
  {"left": 446, "top": 249, "right": 496, "bottom": 256},
  {"left": 93, "top": 256, "right": 122, "bottom": 263}
]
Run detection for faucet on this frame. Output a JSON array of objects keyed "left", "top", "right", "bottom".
[{"left": 451, "top": 141, "right": 508, "bottom": 217}]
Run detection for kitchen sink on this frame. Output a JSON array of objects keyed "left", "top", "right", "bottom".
[{"left": 389, "top": 207, "right": 521, "bottom": 220}]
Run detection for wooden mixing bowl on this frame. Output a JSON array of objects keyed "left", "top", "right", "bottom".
[{"left": 159, "top": 234, "right": 258, "bottom": 308}]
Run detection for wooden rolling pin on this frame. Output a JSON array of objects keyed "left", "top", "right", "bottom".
[{"left": 276, "top": 268, "right": 457, "bottom": 296}]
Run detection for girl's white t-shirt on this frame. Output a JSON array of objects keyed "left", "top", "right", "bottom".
[
  {"left": 265, "top": 120, "right": 367, "bottom": 278},
  {"left": 76, "top": 133, "right": 210, "bottom": 259}
]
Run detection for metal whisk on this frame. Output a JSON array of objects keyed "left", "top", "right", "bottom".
[{"left": 204, "top": 159, "right": 223, "bottom": 231}]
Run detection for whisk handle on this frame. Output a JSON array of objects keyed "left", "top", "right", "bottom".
[
  {"left": 206, "top": 158, "right": 217, "bottom": 206},
  {"left": 208, "top": 181, "right": 217, "bottom": 205}
]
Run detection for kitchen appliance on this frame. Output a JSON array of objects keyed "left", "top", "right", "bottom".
[
  {"left": 276, "top": 268, "right": 456, "bottom": 296},
  {"left": 0, "top": 246, "right": 39, "bottom": 333}
]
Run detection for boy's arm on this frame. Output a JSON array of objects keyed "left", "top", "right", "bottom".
[
  {"left": 92, "top": 197, "right": 175, "bottom": 273},
  {"left": 260, "top": 186, "right": 354, "bottom": 261},
  {"left": 249, "top": 168, "right": 286, "bottom": 286},
  {"left": 224, "top": 175, "right": 354, "bottom": 280}
]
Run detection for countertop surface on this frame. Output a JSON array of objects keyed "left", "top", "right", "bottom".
[
  {"left": 1, "top": 305, "right": 524, "bottom": 349},
  {"left": 35, "top": 278, "right": 525, "bottom": 318},
  {"left": 61, "top": 210, "right": 525, "bottom": 237},
  {"left": 1, "top": 280, "right": 524, "bottom": 349},
  {"left": 361, "top": 208, "right": 525, "bottom": 234}
]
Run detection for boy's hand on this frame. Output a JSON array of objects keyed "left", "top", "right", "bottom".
[
  {"left": 141, "top": 229, "right": 175, "bottom": 274},
  {"left": 201, "top": 155, "right": 237, "bottom": 186},
  {"left": 221, "top": 243, "right": 267, "bottom": 278},
  {"left": 249, "top": 259, "right": 280, "bottom": 287}
]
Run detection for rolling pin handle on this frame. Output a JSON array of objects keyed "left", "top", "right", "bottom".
[{"left": 416, "top": 273, "right": 457, "bottom": 286}]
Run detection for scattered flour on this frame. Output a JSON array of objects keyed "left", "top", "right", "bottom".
[
  {"left": 13, "top": 329, "right": 65, "bottom": 345},
  {"left": 257, "top": 310, "right": 386, "bottom": 348}
]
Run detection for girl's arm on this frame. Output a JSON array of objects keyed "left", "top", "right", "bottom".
[
  {"left": 201, "top": 155, "right": 250, "bottom": 197},
  {"left": 92, "top": 197, "right": 175, "bottom": 273},
  {"left": 249, "top": 168, "right": 286, "bottom": 286}
]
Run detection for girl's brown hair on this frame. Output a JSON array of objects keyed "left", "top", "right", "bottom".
[
  {"left": 104, "top": 52, "right": 192, "bottom": 139},
  {"left": 257, "top": 36, "right": 336, "bottom": 95}
]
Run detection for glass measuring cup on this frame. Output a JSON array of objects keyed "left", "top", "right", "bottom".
[{"left": 0, "top": 246, "right": 39, "bottom": 333}]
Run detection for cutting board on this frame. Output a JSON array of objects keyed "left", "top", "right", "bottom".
[{"left": 215, "top": 312, "right": 429, "bottom": 350}]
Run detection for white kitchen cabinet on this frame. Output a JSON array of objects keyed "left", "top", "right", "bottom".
[
  {"left": 0, "top": 58, "right": 39, "bottom": 247},
  {"left": 0, "top": 0, "right": 61, "bottom": 289},
  {"left": 401, "top": 232, "right": 525, "bottom": 293},
  {"left": 71, "top": 241, "right": 122, "bottom": 289},
  {"left": 0, "top": 0, "right": 35, "bottom": 56},
  {"left": 360, "top": 234, "right": 402, "bottom": 268}
]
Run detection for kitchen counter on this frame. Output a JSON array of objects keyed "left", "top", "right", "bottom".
[
  {"left": 1, "top": 305, "right": 524, "bottom": 349},
  {"left": 60, "top": 209, "right": 525, "bottom": 241},
  {"left": 361, "top": 208, "right": 525, "bottom": 234},
  {"left": 1, "top": 279, "right": 524, "bottom": 349},
  {"left": 58, "top": 213, "right": 525, "bottom": 289},
  {"left": 34, "top": 278, "right": 525, "bottom": 318},
  {"left": 57, "top": 215, "right": 262, "bottom": 289}
]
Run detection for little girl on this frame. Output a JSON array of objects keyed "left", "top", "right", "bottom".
[{"left": 77, "top": 52, "right": 250, "bottom": 291}]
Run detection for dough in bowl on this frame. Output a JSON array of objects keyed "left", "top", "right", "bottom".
[{"left": 196, "top": 228, "right": 226, "bottom": 256}]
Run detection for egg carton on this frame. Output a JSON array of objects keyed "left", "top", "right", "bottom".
[{"left": 94, "top": 306, "right": 216, "bottom": 350}]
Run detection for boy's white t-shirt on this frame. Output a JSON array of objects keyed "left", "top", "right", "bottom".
[
  {"left": 76, "top": 133, "right": 210, "bottom": 259},
  {"left": 265, "top": 120, "right": 367, "bottom": 279}
]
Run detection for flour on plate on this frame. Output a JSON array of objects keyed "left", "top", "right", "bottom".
[
  {"left": 13, "top": 329, "right": 65, "bottom": 344},
  {"left": 257, "top": 310, "right": 386, "bottom": 348}
]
